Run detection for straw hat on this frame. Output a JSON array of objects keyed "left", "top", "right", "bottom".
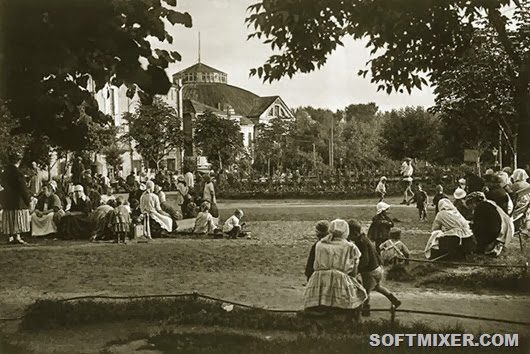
[{"left": 453, "top": 187, "right": 467, "bottom": 200}]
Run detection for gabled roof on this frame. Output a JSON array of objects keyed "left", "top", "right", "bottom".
[
  {"left": 173, "top": 63, "right": 226, "bottom": 78},
  {"left": 247, "top": 96, "right": 280, "bottom": 118},
  {"left": 240, "top": 117, "right": 255, "bottom": 126}
]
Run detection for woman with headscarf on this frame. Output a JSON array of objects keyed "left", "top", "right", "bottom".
[
  {"left": 425, "top": 199, "right": 475, "bottom": 259},
  {"left": 58, "top": 184, "right": 93, "bottom": 239},
  {"left": 140, "top": 180, "right": 173, "bottom": 238},
  {"left": 304, "top": 219, "right": 367, "bottom": 320},
  {"left": 465, "top": 191, "right": 513, "bottom": 256},
  {"left": 31, "top": 183, "right": 64, "bottom": 237},
  {"left": 156, "top": 183, "right": 182, "bottom": 223},
  {"left": 510, "top": 169, "right": 530, "bottom": 236},
  {"left": 0, "top": 152, "right": 32, "bottom": 244},
  {"left": 367, "top": 202, "right": 394, "bottom": 251}
]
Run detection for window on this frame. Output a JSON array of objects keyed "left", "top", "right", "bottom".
[
  {"left": 269, "top": 108, "right": 274, "bottom": 116},
  {"left": 109, "top": 88, "right": 116, "bottom": 116},
  {"left": 248, "top": 132, "right": 252, "bottom": 146},
  {"left": 274, "top": 105, "right": 280, "bottom": 117}
]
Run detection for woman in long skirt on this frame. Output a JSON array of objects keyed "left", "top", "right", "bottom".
[{"left": 0, "top": 152, "right": 32, "bottom": 244}]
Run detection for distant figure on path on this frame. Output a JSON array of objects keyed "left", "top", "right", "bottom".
[
  {"left": 375, "top": 176, "right": 387, "bottom": 201},
  {"left": 400, "top": 158, "right": 414, "bottom": 205}
]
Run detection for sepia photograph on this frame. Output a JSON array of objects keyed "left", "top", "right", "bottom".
[{"left": 0, "top": 0, "right": 529, "bottom": 353}]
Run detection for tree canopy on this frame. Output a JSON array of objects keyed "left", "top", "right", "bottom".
[
  {"left": 0, "top": 0, "right": 192, "bottom": 154},
  {"left": 246, "top": 0, "right": 530, "bottom": 164},
  {"left": 124, "top": 98, "right": 183, "bottom": 170}
]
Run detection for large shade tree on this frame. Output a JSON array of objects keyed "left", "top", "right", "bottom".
[
  {"left": 0, "top": 0, "right": 192, "bottom": 153},
  {"left": 246, "top": 0, "right": 530, "bottom": 165}
]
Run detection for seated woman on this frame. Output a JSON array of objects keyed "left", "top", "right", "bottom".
[
  {"left": 511, "top": 169, "right": 530, "bottom": 236},
  {"left": 58, "top": 185, "right": 93, "bottom": 240},
  {"left": 31, "top": 184, "right": 64, "bottom": 237},
  {"left": 155, "top": 184, "right": 182, "bottom": 223},
  {"left": 465, "top": 192, "right": 513, "bottom": 256},
  {"left": 140, "top": 181, "right": 173, "bottom": 239},
  {"left": 89, "top": 200, "right": 115, "bottom": 241},
  {"left": 453, "top": 188, "right": 472, "bottom": 220},
  {"left": 192, "top": 202, "right": 217, "bottom": 234},
  {"left": 304, "top": 219, "right": 367, "bottom": 323},
  {"left": 425, "top": 199, "right": 475, "bottom": 260}
]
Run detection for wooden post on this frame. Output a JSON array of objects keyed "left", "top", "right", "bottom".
[{"left": 390, "top": 305, "right": 396, "bottom": 324}]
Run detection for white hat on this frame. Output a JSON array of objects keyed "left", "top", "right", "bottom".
[
  {"left": 73, "top": 185, "right": 84, "bottom": 193},
  {"left": 453, "top": 187, "right": 467, "bottom": 200},
  {"left": 458, "top": 178, "right": 466, "bottom": 185},
  {"left": 329, "top": 219, "right": 349, "bottom": 239},
  {"left": 376, "top": 202, "right": 390, "bottom": 214}
]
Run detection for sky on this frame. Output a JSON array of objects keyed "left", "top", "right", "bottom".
[{"left": 160, "top": 0, "right": 435, "bottom": 113}]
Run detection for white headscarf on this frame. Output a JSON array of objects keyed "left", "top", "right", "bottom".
[
  {"left": 322, "top": 219, "right": 349, "bottom": 243},
  {"left": 376, "top": 202, "right": 390, "bottom": 214},
  {"left": 511, "top": 169, "right": 529, "bottom": 183}
]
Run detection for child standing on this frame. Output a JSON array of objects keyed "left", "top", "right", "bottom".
[
  {"left": 379, "top": 229, "right": 410, "bottom": 265},
  {"left": 304, "top": 220, "right": 330, "bottom": 281},
  {"left": 112, "top": 196, "right": 131, "bottom": 244},
  {"left": 193, "top": 202, "right": 217, "bottom": 234},
  {"left": 411, "top": 184, "right": 428, "bottom": 220},
  {"left": 375, "top": 176, "right": 387, "bottom": 201},
  {"left": 367, "top": 202, "right": 394, "bottom": 251}
]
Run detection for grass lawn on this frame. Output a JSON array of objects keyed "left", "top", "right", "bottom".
[{"left": 0, "top": 199, "right": 528, "bottom": 353}]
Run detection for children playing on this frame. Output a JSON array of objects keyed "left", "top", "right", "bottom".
[
  {"left": 304, "top": 220, "right": 330, "bottom": 281},
  {"left": 222, "top": 209, "right": 246, "bottom": 239},
  {"left": 379, "top": 229, "right": 410, "bottom": 265},
  {"left": 112, "top": 196, "right": 131, "bottom": 244},
  {"left": 193, "top": 202, "right": 217, "bottom": 234}
]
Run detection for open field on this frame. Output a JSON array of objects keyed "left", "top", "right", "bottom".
[{"left": 0, "top": 198, "right": 528, "bottom": 352}]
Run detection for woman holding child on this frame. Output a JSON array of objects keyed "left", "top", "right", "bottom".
[{"left": 304, "top": 219, "right": 367, "bottom": 315}]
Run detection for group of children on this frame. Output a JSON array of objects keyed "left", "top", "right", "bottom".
[
  {"left": 305, "top": 210, "right": 410, "bottom": 316},
  {"left": 192, "top": 202, "right": 248, "bottom": 239}
]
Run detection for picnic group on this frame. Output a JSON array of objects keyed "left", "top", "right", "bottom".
[{"left": 0, "top": 152, "right": 247, "bottom": 245}]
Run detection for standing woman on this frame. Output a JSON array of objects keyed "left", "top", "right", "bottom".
[
  {"left": 29, "top": 161, "right": 42, "bottom": 197},
  {"left": 0, "top": 151, "right": 32, "bottom": 244},
  {"left": 175, "top": 175, "right": 189, "bottom": 218},
  {"left": 202, "top": 175, "right": 217, "bottom": 217}
]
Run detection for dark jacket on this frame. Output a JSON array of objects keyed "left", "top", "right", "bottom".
[
  {"left": 304, "top": 241, "right": 318, "bottom": 281},
  {"left": 355, "top": 234, "right": 381, "bottom": 273},
  {"left": 472, "top": 201, "right": 501, "bottom": 253},
  {"left": 485, "top": 187, "right": 511, "bottom": 215},
  {"left": 0, "top": 165, "right": 31, "bottom": 210},
  {"left": 367, "top": 212, "right": 394, "bottom": 245}
]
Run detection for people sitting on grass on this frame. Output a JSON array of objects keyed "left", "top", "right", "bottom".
[
  {"left": 31, "top": 184, "right": 64, "bottom": 237},
  {"left": 304, "top": 219, "right": 367, "bottom": 322},
  {"left": 484, "top": 174, "right": 513, "bottom": 215},
  {"left": 100, "top": 185, "right": 116, "bottom": 206},
  {"left": 112, "top": 196, "right": 131, "bottom": 244},
  {"left": 411, "top": 183, "right": 428, "bottom": 221},
  {"left": 367, "top": 202, "right": 394, "bottom": 251},
  {"left": 465, "top": 191, "right": 513, "bottom": 257},
  {"left": 425, "top": 199, "right": 475, "bottom": 260},
  {"left": 140, "top": 180, "right": 173, "bottom": 239},
  {"left": 58, "top": 185, "right": 93, "bottom": 240},
  {"left": 193, "top": 202, "right": 217, "bottom": 235},
  {"left": 222, "top": 209, "right": 246, "bottom": 239},
  {"left": 379, "top": 229, "right": 410, "bottom": 265},
  {"left": 348, "top": 219, "right": 400, "bottom": 317},
  {"left": 375, "top": 176, "right": 387, "bottom": 202},
  {"left": 432, "top": 184, "right": 448, "bottom": 215},
  {"left": 305, "top": 220, "right": 330, "bottom": 281},
  {"left": 155, "top": 184, "right": 182, "bottom": 223}
]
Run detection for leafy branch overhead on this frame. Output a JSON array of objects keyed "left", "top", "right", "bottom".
[
  {"left": 246, "top": 0, "right": 530, "bottom": 164},
  {"left": 0, "top": 0, "right": 192, "bottom": 152}
]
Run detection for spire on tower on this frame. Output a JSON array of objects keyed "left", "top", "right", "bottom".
[{"left": 198, "top": 32, "right": 201, "bottom": 63}]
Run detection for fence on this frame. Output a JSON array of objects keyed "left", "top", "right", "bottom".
[{"left": 2, "top": 291, "right": 529, "bottom": 327}]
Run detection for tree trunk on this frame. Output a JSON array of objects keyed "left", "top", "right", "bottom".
[{"left": 218, "top": 152, "right": 223, "bottom": 171}]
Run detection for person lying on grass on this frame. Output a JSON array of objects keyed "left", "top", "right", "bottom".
[
  {"left": 193, "top": 202, "right": 217, "bottom": 235},
  {"left": 379, "top": 229, "right": 410, "bottom": 266},
  {"left": 222, "top": 209, "right": 246, "bottom": 239},
  {"left": 348, "top": 219, "right": 401, "bottom": 317},
  {"left": 305, "top": 220, "right": 330, "bottom": 281}
]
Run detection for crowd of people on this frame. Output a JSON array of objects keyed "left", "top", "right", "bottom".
[
  {"left": 0, "top": 152, "right": 253, "bottom": 244},
  {"left": 377, "top": 161, "right": 530, "bottom": 258}
]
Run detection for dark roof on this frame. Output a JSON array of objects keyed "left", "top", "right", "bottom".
[
  {"left": 182, "top": 83, "right": 259, "bottom": 116},
  {"left": 247, "top": 96, "right": 279, "bottom": 118},
  {"left": 173, "top": 63, "right": 226, "bottom": 78},
  {"left": 183, "top": 99, "right": 225, "bottom": 115}
]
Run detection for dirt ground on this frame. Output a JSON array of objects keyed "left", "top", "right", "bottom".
[{"left": 0, "top": 198, "right": 529, "bottom": 352}]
